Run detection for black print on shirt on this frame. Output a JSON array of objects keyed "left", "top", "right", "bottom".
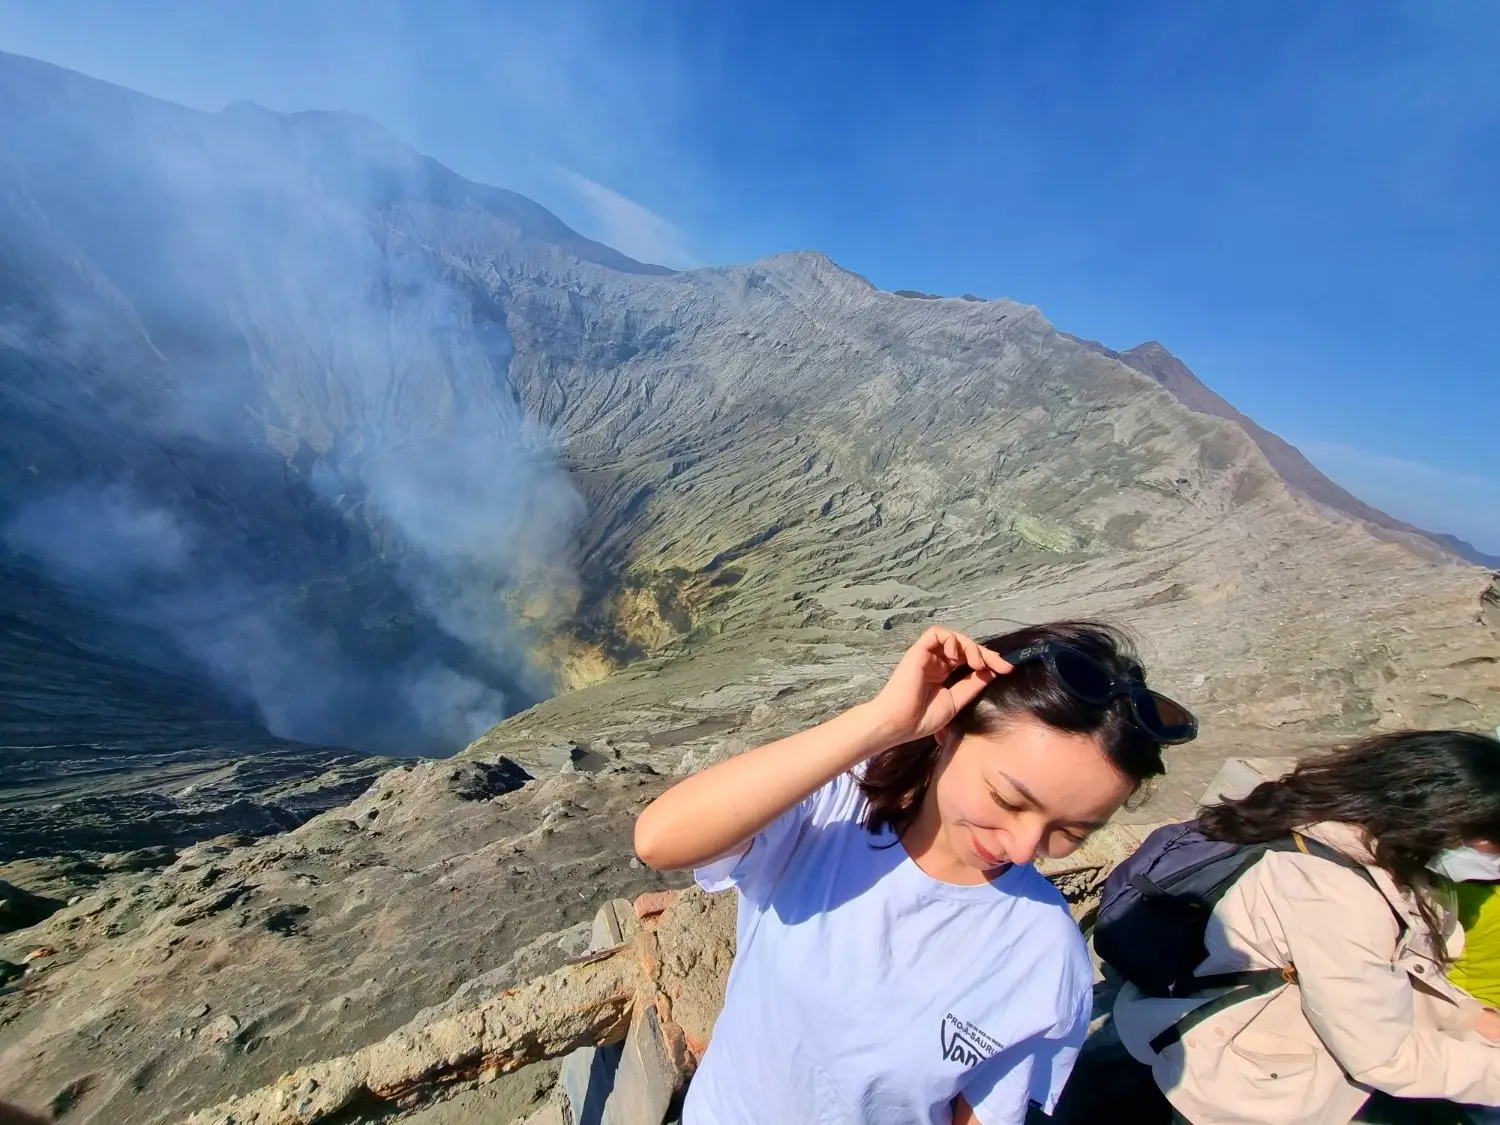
[{"left": 941, "top": 1013, "right": 1001, "bottom": 1066}]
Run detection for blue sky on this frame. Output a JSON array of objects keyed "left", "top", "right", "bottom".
[{"left": 2, "top": 1, "right": 1496, "bottom": 553}]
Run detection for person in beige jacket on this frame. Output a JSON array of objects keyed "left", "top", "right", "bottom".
[{"left": 1114, "top": 730, "right": 1500, "bottom": 1125}]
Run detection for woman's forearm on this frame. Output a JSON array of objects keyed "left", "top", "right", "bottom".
[
  {"left": 635, "top": 625, "right": 1004, "bottom": 872},
  {"left": 633, "top": 702, "right": 900, "bottom": 871}
]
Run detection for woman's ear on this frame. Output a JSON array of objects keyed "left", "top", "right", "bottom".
[{"left": 935, "top": 725, "right": 959, "bottom": 755}]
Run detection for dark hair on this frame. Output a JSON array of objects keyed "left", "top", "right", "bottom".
[
  {"left": 1198, "top": 730, "right": 1500, "bottom": 961},
  {"left": 857, "top": 621, "right": 1168, "bottom": 836}
]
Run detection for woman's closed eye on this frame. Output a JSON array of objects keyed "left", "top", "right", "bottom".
[
  {"left": 987, "top": 785, "right": 1021, "bottom": 813},
  {"left": 988, "top": 784, "right": 1091, "bottom": 847}
]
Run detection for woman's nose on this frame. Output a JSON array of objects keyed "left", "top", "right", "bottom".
[{"left": 1004, "top": 823, "right": 1046, "bottom": 866}]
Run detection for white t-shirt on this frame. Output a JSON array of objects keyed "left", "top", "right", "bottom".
[{"left": 685, "top": 771, "right": 1092, "bottom": 1125}]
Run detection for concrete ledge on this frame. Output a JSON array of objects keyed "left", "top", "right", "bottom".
[{"left": 1197, "top": 757, "right": 1296, "bottom": 806}]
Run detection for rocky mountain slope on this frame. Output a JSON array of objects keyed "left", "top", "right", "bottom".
[
  {"left": 1075, "top": 336, "right": 1498, "bottom": 567},
  {"left": 0, "top": 50, "right": 1497, "bottom": 1124}
]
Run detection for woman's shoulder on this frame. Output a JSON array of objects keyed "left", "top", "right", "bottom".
[
  {"left": 808, "top": 768, "right": 870, "bottom": 827},
  {"left": 1231, "top": 826, "right": 1384, "bottom": 899},
  {"left": 1006, "top": 861, "right": 1075, "bottom": 909},
  {"left": 988, "top": 867, "right": 1091, "bottom": 963},
  {"left": 980, "top": 868, "right": 1093, "bottom": 1018}
]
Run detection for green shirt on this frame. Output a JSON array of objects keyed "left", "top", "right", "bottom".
[{"left": 1448, "top": 879, "right": 1500, "bottom": 1008}]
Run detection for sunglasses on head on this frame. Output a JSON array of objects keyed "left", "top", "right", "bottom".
[{"left": 999, "top": 642, "right": 1199, "bottom": 745}]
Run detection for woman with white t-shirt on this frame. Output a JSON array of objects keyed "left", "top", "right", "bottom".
[{"left": 635, "top": 621, "right": 1196, "bottom": 1124}]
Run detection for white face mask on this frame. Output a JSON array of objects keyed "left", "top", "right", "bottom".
[{"left": 1428, "top": 847, "right": 1500, "bottom": 883}]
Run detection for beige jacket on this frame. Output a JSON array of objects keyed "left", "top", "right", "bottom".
[{"left": 1114, "top": 822, "right": 1500, "bottom": 1124}]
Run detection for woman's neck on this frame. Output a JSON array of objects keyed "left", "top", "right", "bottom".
[{"left": 900, "top": 786, "right": 992, "bottom": 886}]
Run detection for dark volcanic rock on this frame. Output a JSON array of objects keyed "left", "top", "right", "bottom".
[
  {"left": 440, "top": 758, "right": 533, "bottom": 801},
  {"left": 0, "top": 794, "right": 299, "bottom": 862},
  {"left": 0, "top": 881, "right": 62, "bottom": 934},
  {"left": 0, "top": 752, "right": 395, "bottom": 861}
]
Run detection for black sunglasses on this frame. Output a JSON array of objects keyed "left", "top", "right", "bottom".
[{"left": 999, "top": 642, "right": 1199, "bottom": 745}]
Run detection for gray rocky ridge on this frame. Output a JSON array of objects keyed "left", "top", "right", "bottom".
[{"left": 0, "top": 49, "right": 1496, "bottom": 1124}]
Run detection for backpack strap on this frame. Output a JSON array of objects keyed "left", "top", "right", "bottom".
[{"left": 1150, "top": 969, "right": 1294, "bottom": 1054}]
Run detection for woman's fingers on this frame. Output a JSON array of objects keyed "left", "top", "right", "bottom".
[
  {"left": 915, "top": 626, "right": 1011, "bottom": 681},
  {"left": 966, "top": 630, "right": 1014, "bottom": 675},
  {"left": 922, "top": 625, "right": 953, "bottom": 649},
  {"left": 954, "top": 629, "right": 1013, "bottom": 676},
  {"left": 919, "top": 627, "right": 962, "bottom": 679},
  {"left": 981, "top": 646, "right": 1013, "bottom": 675},
  {"left": 917, "top": 626, "right": 954, "bottom": 664},
  {"left": 910, "top": 627, "right": 955, "bottom": 680},
  {"left": 946, "top": 630, "right": 1013, "bottom": 675},
  {"left": 946, "top": 667, "right": 997, "bottom": 713}
]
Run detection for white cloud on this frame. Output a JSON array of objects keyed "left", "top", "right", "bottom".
[
  {"left": 1300, "top": 440, "right": 1500, "bottom": 555},
  {"left": 557, "top": 169, "right": 695, "bottom": 270}
]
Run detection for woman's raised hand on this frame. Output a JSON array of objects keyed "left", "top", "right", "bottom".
[
  {"left": 635, "top": 625, "right": 1012, "bottom": 873},
  {"left": 866, "top": 626, "right": 1011, "bottom": 744}
]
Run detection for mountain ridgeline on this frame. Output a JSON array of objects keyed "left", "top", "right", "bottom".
[{"left": 0, "top": 49, "right": 1495, "bottom": 856}]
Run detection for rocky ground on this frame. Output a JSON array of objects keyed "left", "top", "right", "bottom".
[
  {"left": 160, "top": 821, "right": 1162, "bottom": 1125},
  {"left": 2, "top": 544, "right": 1495, "bottom": 1121},
  {"left": 0, "top": 758, "right": 684, "bottom": 1123}
]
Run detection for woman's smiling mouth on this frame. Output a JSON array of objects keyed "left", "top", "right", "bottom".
[{"left": 970, "top": 833, "right": 1005, "bottom": 867}]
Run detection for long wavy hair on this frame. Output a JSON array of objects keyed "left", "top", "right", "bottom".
[
  {"left": 856, "top": 621, "right": 1169, "bottom": 837},
  {"left": 1198, "top": 730, "right": 1500, "bottom": 961}
]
